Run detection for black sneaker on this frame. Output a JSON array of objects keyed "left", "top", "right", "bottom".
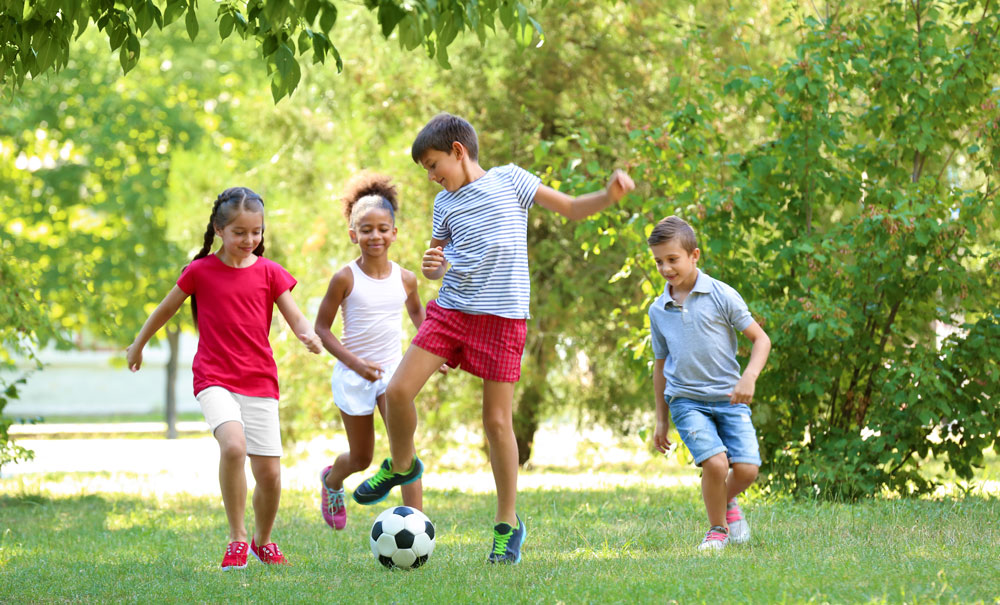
[
  {"left": 352, "top": 456, "right": 423, "bottom": 505},
  {"left": 487, "top": 514, "right": 526, "bottom": 564}
]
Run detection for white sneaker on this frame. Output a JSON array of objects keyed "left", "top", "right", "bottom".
[
  {"left": 727, "top": 498, "right": 750, "bottom": 544},
  {"left": 697, "top": 525, "right": 729, "bottom": 551}
]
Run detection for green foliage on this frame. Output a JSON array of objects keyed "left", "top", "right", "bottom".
[
  {"left": 604, "top": 0, "right": 1000, "bottom": 498},
  {"left": 1, "top": 0, "right": 544, "bottom": 101},
  {"left": 0, "top": 254, "right": 49, "bottom": 470}
]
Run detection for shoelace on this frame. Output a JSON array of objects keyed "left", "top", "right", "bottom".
[
  {"left": 492, "top": 529, "right": 513, "bottom": 556},
  {"left": 324, "top": 487, "right": 344, "bottom": 513},
  {"left": 725, "top": 505, "right": 743, "bottom": 523},
  {"left": 367, "top": 465, "right": 393, "bottom": 488},
  {"left": 705, "top": 526, "right": 729, "bottom": 542}
]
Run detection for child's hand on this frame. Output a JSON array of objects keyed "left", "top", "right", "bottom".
[
  {"left": 606, "top": 169, "right": 635, "bottom": 203},
  {"left": 298, "top": 331, "right": 323, "bottom": 354},
  {"left": 126, "top": 343, "right": 143, "bottom": 372},
  {"left": 437, "top": 363, "right": 451, "bottom": 375},
  {"left": 422, "top": 246, "right": 446, "bottom": 272},
  {"left": 729, "top": 375, "right": 757, "bottom": 404},
  {"left": 351, "top": 358, "right": 385, "bottom": 382},
  {"left": 653, "top": 419, "right": 673, "bottom": 454}
]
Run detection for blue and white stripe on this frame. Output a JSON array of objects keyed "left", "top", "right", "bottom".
[{"left": 432, "top": 164, "right": 541, "bottom": 319}]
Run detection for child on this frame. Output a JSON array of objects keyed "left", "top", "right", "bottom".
[
  {"left": 646, "top": 215, "right": 771, "bottom": 551},
  {"left": 126, "top": 187, "right": 322, "bottom": 569},
  {"left": 314, "top": 172, "right": 430, "bottom": 530},
  {"left": 351, "top": 112, "right": 635, "bottom": 564}
]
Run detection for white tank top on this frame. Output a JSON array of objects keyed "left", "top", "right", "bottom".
[{"left": 340, "top": 260, "right": 407, "bottom": 367}]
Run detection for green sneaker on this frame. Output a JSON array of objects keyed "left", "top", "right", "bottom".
[
  {"left": 487, "top": 514, "right": 526, "bottom": 564},
  {"left": 352, "top": 456, "right": 423, "bottom": 505}
]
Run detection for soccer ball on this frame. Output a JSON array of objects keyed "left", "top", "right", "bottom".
[{"left": 369, "top": 506, "right": 435, "bottom": 569}]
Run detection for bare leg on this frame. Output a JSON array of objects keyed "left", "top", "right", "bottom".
[
  {"left": 700, "top": 453, "right": 730, "bottom": 530},
  {"left": 383, "top": 345, "right": 446, "bottom": 473},
  {"left": 249, "top": 454, "right": 282, "bottom": 545},
  {"left": 482, "top": 380, "right": 518, "bottom": 526},
  {"left": 214, "top": 421, "right": 248, "bottom": 542},
  {"left": 324, "top": 411, "right": 377, "bottom": 489},
  {"left": 374, "top": 396, "right": 423, "bottom": 510},
  {"left": 727, "top": 463, "right": 759, "bottom": 500}
]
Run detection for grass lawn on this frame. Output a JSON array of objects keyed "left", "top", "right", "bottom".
[{"left": 1, "top": 472, "right": 998, "bottom": 603}]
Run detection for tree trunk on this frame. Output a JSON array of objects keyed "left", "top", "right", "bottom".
[
  {"left": 165, "top": 323, "right": 179, "bottom": 439},
  {"left": 514, "top": 378, "right": 542, "bottom": 466}
]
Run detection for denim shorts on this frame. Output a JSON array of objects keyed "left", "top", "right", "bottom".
[{"left": 668, "top": 396, "right": 761, "bottom": 466}]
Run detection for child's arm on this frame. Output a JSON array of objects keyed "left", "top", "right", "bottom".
[
  {"left": 421, "top": 237, "right": 449, "bottom": 280},
  {"left": 276, "top": 290, "right": 323, "bottom": 354},
  {"left": 534, "top": 169, "right": 635, "bottom": 220},
  {"left": 401, "top": 269, "right": 426, "bottom": 329},
  {"left": 652, "top": 358, "right": 673, "bottom": 453},
  {"left": 314, "top": 268, "right": 384, "bottom": 381},
  {"left": 730, "top": 322, "right": 771, "bottom": 404},
  {"left": 127, "top": 286, "right": 189, "bottom": 372}
]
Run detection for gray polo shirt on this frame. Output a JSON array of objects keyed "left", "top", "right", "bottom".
[{"left": 649, "top": 270, "right": 755, "bottom": 401}]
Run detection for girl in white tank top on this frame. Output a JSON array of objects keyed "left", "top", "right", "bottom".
[{"left": 313, "top": 173, "right": 430, "bottom": 529}]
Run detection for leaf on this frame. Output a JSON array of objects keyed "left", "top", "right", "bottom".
[
  {"left": 185, "top": 4, "right": 199, "bottom": 41},
  {"left": 320, "top": 4, "right": 337, "bottom": 33},
  {"left": 378, "top": 1, "right": 407, "bottom": 38},
  {"left": 219, "top": 13, "right": 235, "bottom": 40}
]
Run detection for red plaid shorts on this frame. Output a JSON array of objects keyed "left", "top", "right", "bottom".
[{"left": 412, "top": 300, "right": 527, "bottom": 383}]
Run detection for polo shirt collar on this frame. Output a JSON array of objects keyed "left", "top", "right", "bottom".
[{"left": 661, "top": 270, "right": 712, "bottom": 307}]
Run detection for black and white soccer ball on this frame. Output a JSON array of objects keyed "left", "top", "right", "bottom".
[{"left": 369, "top": 506, "right": 435, "bottom": 569}]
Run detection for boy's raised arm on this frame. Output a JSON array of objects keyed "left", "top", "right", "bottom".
[{"left": 534, "top": 169, "right": 635, "bottom": 220}]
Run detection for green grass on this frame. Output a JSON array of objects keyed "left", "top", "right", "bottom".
[{"left": 1, "top": 476, "right": 998, "bottom": 603}]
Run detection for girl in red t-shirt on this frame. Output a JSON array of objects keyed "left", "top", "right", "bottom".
[{"left": 127, "top": 187, "right": 322, "bottom": 570}]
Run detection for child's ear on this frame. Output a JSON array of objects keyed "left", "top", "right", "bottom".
[
  {"left": 349, "top": 229, "right": 359, "bottom": 244},
  {"left": 451, "top": 141, "right": 466, "bottom": 160},
  {"left": 692, "top": 248, "right": 701, "bottom": 263}
]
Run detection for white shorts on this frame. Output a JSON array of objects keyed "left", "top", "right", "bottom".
[
  {"left": 196, "top": 386, "right": 283, "bottom": 457},
  {"left": 331, "top": 359, "right": 400, "bottom": 416}
]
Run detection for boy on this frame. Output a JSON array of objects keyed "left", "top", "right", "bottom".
[
  {"left": 352, "top": 112, "right": 634, "bottom": 564},
  {"left": 647, "top": 215, "right": 771, "bottom": 551}
]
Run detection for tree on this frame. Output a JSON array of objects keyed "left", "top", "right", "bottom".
[
  {"left": 1, "top": 0, "right": 543, "bottom": 101},
  {"left": 607, "top": 0, "right": 1000, "bottom": 497}
]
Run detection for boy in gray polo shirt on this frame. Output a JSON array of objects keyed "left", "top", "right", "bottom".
[{"left": 647, "top": 216, "right": 771, "bottom": 551}]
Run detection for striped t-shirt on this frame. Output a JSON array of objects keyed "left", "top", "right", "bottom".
[{"left": 431, "top": 164, "right": 541, "bottom": 319}]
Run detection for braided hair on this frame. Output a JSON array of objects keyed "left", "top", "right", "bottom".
[
  {"left": 341, "top": 172, "right": 399, "bottom": 229},
  {"left": 189, "top": 187, "right": 266, "bottom": 322}
]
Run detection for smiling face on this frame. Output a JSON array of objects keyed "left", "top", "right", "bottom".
[
  {"left": 216, "top": 209, "right": 263, "bottom": 266},
  {"left": 650, "top": 238, "right": 700, "bottom": 293},
  {"left": 419, "top": 146, "right": 468, "bottom": 192},
  {"left": 350, "top": 207, "right": 397, "bottom": 257}
]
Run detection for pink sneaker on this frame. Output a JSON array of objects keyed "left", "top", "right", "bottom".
[
  {"left": 221, "top": 541, "right": 248, "bottom": 570},
  {"left": 250, "top": 538, "right": 289, "bottom": 565},
  {"left": 726, "top": 498, "right": 750, "bottom": 544},
  {"left": 320, "top": 465, "right": 347, "bottom": 530},
  {"left": 697, "top": 525, "right": 729, "bottom": 551}
]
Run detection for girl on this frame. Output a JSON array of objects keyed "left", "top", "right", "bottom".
[
  {"left": 315, "top": 172, "right": 432, "bottom": 530},
  {"left": 126, "top": 187, "right": 322, "bottom": 570}
]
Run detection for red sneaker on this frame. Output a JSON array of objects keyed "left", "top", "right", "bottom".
[
  {"left": 250, "top": 538, "right": 289, "bottom": 565},
  {"left": 221, "top": 541, "right": 249, "bottom": 570}
]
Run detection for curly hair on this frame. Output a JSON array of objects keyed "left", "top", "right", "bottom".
[{"left": 341, "top": 171, "right": 399, "bottom": 228}]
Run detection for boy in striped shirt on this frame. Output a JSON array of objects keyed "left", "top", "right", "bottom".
[{"left": 353, "top": 112, "right": 634, "bottom": 564}]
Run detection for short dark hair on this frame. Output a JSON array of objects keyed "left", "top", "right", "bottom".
[
  {"left": 411, "top": 112, "right": 479, "bottom": 163},
  {"left": 647, "top": 215, "right": 698, "bottom": 252}
]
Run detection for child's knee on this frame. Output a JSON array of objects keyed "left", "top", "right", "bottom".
[
  {"left": 700, "top": 453, "right": 729, "bottom": 477},
  {"left": 481, "top": 412, "right": 513, "bottom": 439},
  {"left": 218, "top": 439, "right": 247, "bottom": 463},
  {"left": 349, "top": 450, "right": 374, "bottom": 471},
  {"left": 734, "top": 463, "right": 759, "bottom": 483},
  {"left": 252, "top": 460, "right": 281, "bottom": 487}
]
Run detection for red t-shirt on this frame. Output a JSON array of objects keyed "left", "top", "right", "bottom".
[{"left": 177, "top": 254, "right": 297, "bottom": 399}]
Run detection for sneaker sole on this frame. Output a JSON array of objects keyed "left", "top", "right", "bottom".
[{"left": 222, "top": 562, "right": 248, "bottom": 571}]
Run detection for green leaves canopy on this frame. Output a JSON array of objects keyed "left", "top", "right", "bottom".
[{"left": 1, "top": 0, "right": 543, "bottom": 101}]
